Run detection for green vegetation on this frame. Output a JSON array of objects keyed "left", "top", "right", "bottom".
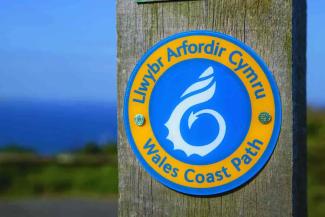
[
  {"left": 308, "top": 109, "right": 325, "bottom": 217},
  {"left": 0, "top": 144, "right": 118, "bottom": 199},
  {"left": 76, "top": 142, "right": 117, "bottom": 155},
  {"left": 0, "top": 163, "right": 118, "bottom": 199},
  {"left": 0, "top": 144, "right": 35, "bottom": 154}
]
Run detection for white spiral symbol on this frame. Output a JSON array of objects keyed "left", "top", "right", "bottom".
[{"left": 165, "top": 66, "right": 226, "bottom": 157}]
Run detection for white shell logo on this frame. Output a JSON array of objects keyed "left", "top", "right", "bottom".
[{"left": 165, "top": 66, "right": 226, "bottom": 157}]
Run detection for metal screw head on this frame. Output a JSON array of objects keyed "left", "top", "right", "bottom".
[
  {"left": 134, "top": 114, "right": 145, "bottom": 126},
  {"left": 258, "top": 112, "right": 272, "bottom": 124}
]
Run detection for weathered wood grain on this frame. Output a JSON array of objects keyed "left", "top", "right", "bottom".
[{"left": 117, "top": 0, "right": 306, "bottom": 216}]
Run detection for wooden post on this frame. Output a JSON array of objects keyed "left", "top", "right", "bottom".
[{"left": 117, "top": 0, "right": 306, "bottom": 216}]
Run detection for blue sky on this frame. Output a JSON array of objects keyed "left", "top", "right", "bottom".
[
  {"left": 0, "top": 0, "right": 116, "bottom": 102},
  {"left": 308, "top": 0, "right": 325, "bottom": 107},
  {"left": 0, "top": 0, "right": 323, "bottom": 107}
]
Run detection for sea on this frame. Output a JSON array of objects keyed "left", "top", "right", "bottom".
[{"left": 0, "top": 100, "right": 117, "bottom": 155}]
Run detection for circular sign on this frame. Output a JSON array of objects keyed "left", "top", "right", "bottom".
[{"left": 124, "top": 31, "right": 281, "bottom": 195}]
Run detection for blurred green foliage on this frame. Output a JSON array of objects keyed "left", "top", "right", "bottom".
[
  {"left": 308, "top": 109, "right": 325, "bottom": 217},
  {"left": 77, "top": 142, "right": 117, "bottom": 155},
  {"left": 0, "top": 144, "right": 118, "bottom": 199},
  {"left": 0, "top": 145, "right": 35, "bottom": 154},
  {"left": 0, "top": 163, "right": 118, "bottom": 198}
]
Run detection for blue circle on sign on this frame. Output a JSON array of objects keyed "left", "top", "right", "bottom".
[{"left": 149, "top": 58, "right": 251, "bottom": 165}]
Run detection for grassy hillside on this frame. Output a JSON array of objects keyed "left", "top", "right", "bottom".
[
  {"left": 0, "top": 163, "right": 118, "bottom": 198},
  {"left": 308, "top": 109, "right": 325, "bottom": 217},
  {"left": 0, "top": 144, "right": 118, "bottom": 199}
]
